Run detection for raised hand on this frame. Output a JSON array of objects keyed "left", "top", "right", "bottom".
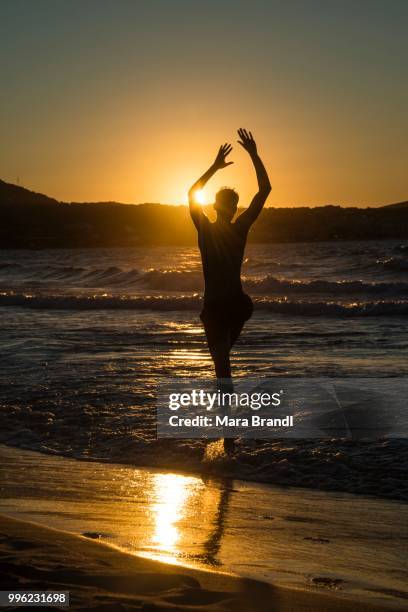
[
  {"left": 237, "top": 128, "right": 257, "bottom": 156},
  {"left": 213, "top": 143, "right": 233, "bottom": 169}
]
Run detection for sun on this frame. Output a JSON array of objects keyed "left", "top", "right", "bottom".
[{"left": 194, "top": 189, "right": 207, "bottom": 205}]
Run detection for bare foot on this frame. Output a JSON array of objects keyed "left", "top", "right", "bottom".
[{"left": 223, "top": 438, "right": 235, "bottom": 455}]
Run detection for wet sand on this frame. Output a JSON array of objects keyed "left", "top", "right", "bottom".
[
  {"left": 1, "top": 445, "right": 407, "bottom": 610},
  {"left": 0, "top": 513, "right": 397, "bottom": 612}
]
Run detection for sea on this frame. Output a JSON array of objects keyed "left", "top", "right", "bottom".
[{"left": 1, "top": 240, "right": 407, "bottom": 500}]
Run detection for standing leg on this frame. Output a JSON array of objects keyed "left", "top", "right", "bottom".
[{"left": 202, "top": 323, "right": 235, "bottom": 454}]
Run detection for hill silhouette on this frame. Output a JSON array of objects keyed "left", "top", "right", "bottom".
[
  {"left": 382, "top": 201, "right": 408, "bottom": 209},
  {"left": 0, "top": 179, "right": 407, "bottom": 248},
  {"left": 0, "top": 179, "right": 59, "bottom": 207}
]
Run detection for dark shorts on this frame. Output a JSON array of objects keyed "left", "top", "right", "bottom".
[{"left": 200, "top": 292, "right": 253, "bottom": 339}]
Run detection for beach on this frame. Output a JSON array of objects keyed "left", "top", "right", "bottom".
[
  {"left": 0, "top": 512, "right": 401, "bottom": 612},
  {"left": 2, "top": 0, "right": 407, "bottom": 608},
  {"left": 1, "top": 445, "right": 407, "bottom": 610}
]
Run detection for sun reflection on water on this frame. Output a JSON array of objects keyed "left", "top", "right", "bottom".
[
  {"left": 150, "top": 473, "right": 197, "bottom": 552},
  {"left": 137, "top": 472, "right": 232, "bottom": 568},
  {"left": 169, "top": 348, "right": 208, "bottom": 362}
]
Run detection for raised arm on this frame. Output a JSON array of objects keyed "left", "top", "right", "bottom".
[
  {"left": 188, "top": 144, "right": 233, "bottom": 229},
  {"left": 235, "top": 129, "right": 271, "bottom": 228}
]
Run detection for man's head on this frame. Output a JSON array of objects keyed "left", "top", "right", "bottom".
[{"left": 214, "top": 187, "right": 239, "bottom": 221}]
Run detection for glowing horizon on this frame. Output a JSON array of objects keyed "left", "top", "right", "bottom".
[{"left": 1, "top": 1, "right": 407, "bottom": 208}]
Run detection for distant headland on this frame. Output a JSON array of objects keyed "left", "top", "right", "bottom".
[{"left": 1, "top": 179, "right": 407, "bottom": 248}]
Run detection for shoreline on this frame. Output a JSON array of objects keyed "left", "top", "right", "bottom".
[
  {"left": 3, "top": 439, "right": 407, "bottom": 503},
  {"left": 1, "top": 444, "right": 407, "bottom": 611},
  {"left": 0, "top": 513, "right": 397, "bottom": 612}
]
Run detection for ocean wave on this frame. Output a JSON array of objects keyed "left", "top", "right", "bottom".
[
  {"left": 243, "top": 256, "right": 286, "bottom": 269},
  {"left": 42, "top": 265, "right": 89, "bottom": 278},
  {"left": 2, "top": 258, "right": 408, "bottom": 296},
  {"left": 7, "top": 262, "right": 408, "bottom": 296},
  {"left": 0, "top": 263, "right": 203, "bottom": 289},
  {"left": 0, "top": 292, "right": 201, "bottom": 311},
  {"left": 244, "top": 276, "right": 408, "bottom": 296},
  {"left": 140, "top": 269, "right": 202, "bottom": 291},
  {"left": 1, "top": 291, "right": 407, "bottom": 316},
  {"left": 393, "top": 244, "right": 408, "bottom": 254},
  {"left": 376, "top": 257, "right": 408, "bottom": 271},
  {"left": 0, "top": 262, "right": 22, "bottom": 270},
  {"left": 255, "top": 297, "right": 408, "bottom": 317}
]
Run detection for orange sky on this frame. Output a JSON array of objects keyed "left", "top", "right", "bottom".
[{"left": 1, "top": 1, "right": 407, "bottom": 207}]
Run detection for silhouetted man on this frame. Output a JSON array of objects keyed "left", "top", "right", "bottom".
[{"left": 189, "top": 128, "right": 271, "bottom": 386}]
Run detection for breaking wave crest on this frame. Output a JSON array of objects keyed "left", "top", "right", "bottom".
[
  {"left": 1, "top": 291, "right": 407, "bottom": 316},
  {"left": 3, "top": 261, "right": 408, "bottom": 296},
  {"left": 376, "top": 257, "right": 408, "bottom": 272},
  {"left": 244, "top": 276, "right": 408, "bottom": 296}
]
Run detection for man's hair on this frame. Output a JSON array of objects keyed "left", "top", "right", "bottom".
[{"left": 215, "top": 187, "right": 239, "bottom": 211}]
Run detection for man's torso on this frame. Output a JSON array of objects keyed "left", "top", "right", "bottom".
[{"left": 198, "top": 217, "right": 248, "bottom": 301}]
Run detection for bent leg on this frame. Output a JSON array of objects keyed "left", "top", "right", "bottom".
[
  {"left": 230, "top": 319, "right": 246, "bottom": 348},
  {"left": 230, "top": 295, "right": 253, "bottom": 348},
  {"left": 212, "top": 340, "right": 231, "bottom": 379}
]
